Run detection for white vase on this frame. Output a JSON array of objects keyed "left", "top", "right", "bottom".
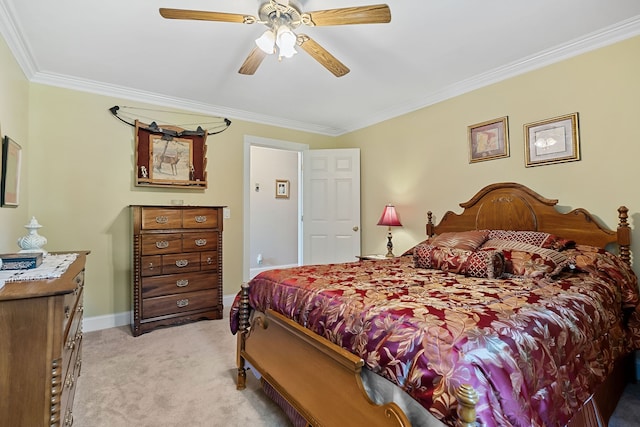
[{"left": 17, "top": 216, "right": 48, "bottom": 255}]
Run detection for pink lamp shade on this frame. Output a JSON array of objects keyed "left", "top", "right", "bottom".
[{"left": 377, "top": 205, "right": 402, "bottom": 227}]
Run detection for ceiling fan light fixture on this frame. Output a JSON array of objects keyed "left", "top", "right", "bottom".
[
  {"left": 255, "top": 29, "right": 276, "bottom": 54},
  {"left": 276, "top": 25, "right": 297, "bottom": 58}
]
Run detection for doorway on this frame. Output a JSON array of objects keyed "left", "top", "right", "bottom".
[{"left": 243, "top": 136, "right": 307, "bottom": 283}]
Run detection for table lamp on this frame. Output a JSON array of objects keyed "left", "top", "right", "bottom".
[{"left": 377, "top": 204, "right": 402, "bottom": 257}]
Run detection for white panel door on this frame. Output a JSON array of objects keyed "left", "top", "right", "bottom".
[{"left": 303, "top": 149, "right": 361, "bottom": 265}]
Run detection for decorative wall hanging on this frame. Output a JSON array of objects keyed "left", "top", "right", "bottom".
[
  {"left": 135, "top": 121, "right": 207, "bottom": 188},
  {"left": 108, "top": 106, "right": 231, "bottom": 189},
  {"left": 1, "top": 136, "right": 21, "bottom": 207},
  {"left": 524, "top": 113, "right": 580, "bottom": 167},
  {"left": 468, "top": 116, "right": 509, "bottom": 163}
]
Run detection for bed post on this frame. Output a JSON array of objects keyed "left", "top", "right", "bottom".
[
  {"left": 426, "top": 211, "right": 435, "bottom": 237},
  {"left": 617, "top": 206, "right": 631, "bottom": 266},
  {"left": 455, "top": 384, "right": 479, "bottom": 427},
  {"left": 236, "top": 282, "right": 250, "bottom": 390}
]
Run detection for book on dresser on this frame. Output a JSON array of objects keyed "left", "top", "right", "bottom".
[{"left": 130, "top": 205, "right": 224, "bottom": 336}]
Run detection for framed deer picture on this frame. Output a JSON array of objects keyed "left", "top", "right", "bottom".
[{"left": 134, "top": 121, "right": 208, "bottom": 189}]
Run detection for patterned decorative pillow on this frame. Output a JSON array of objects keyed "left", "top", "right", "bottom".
[
  {"left": 483, "top": 230, "right": 574, "bottom": 251},
  {"left": 480, "top": 239, "right": 569, "bottom": 278},
  {"left": 413, "top": 244, "right": 504, "bottom": 279},
  {"left": 429, "top": 231, "right": 490, "bottom": 251}
]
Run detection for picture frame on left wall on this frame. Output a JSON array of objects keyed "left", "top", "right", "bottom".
[{"left": 2, "top": 136, "right": 22, "bottom": 207}]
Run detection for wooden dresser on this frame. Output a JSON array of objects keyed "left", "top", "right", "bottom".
[
  {"left": 131, "top": 205, "right": 224, "bottom": 336},
  {"left": 0, "top": 252, "right": 88, "bottom": 427}
]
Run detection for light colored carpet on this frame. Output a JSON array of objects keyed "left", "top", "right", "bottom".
[
  {"left": 73, "top": 315, "right": 292, "bottom": 427},
  {"left": 74, "top": 315, "right": 639, "bottom": 427}
]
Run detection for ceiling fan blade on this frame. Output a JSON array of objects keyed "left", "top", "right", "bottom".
[
  {"left": 297, "top": 35, "right": 349, "bottom": 77},
  {"left": 238, "top": 47, "right": 268, "bottom": 75},
  {"left": 159, "top": 8, "right": 255, "bottom": 24},
  {"left": 303, "top": 4, "right": 391, "bottom": 26}
]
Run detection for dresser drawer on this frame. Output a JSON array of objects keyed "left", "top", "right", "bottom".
[
  {"left": 142, "top": 288, "right": 219, "bottom": 319},
  {"left": 62, "top": 271, "right": 84, "bottom": 339},
  {"left": 182, "top": 231, "right": 218, "bottom": 252},
  {"left": 141, "top": 271, "right": 218, "bottom": 298},
  {"left": 200, "top": 251, "right": 218, "bottom": 271},
  {"left": 183, "top": 207, "right": 219, "bottom": 229},
  {"left": 141, "top": 233, "right": 182, "bottom": 255},
  {"left": 162, "top": 253, "right": 202, "bottom": 275},
  {"left": 60, "top": 341, "right": 82, "bottom": 427},
  {"left": 141, "top": 208, "right": 182, "bottom": 230},
  {"left": 62, "top": 291, "right": 83, "bottom": 371}
]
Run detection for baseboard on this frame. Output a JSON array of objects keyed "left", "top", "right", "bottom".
[
  {"left": 82, "top": 294, "right": 238, "bottom": 332},
  {"left": 83, "top": 311, "right": 131, "bottom": 332}
]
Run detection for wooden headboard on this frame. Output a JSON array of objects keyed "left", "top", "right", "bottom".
[{"left": 426, "top": 182, "right": 631, "bottom": 265}]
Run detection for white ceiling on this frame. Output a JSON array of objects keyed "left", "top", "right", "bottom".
[{"left": 1, "top": 0, "right": 640, "bottom": 136}]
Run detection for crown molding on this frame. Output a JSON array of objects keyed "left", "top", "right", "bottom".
[
  {"left": 2, "top": 1, "right": 638, "bottom": 137},
  {"left": 343, "top": 15, "right": 640, "bottom": 134}
]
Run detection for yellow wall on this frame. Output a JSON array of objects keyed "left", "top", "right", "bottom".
[
  {"left": 2, "top": 33, "right": 639, "bottom": 320},
  {"left": 21, "top": 85, "right": 336, "bottom": 317},
  {"left": 0, "top": 36, "right": 30, "bottom": 249},
  {"left": 342, "top": 36, "right": 640, "bottom": 263}
]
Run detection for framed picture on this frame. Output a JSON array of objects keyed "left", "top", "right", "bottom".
[
  {"left": 149, "top": 136, "right": 193, "bottom": 182},
  {"left": 275, "top": 179, "right": 290, "bottom": 199},
  {"left": 468, "top": 116, "right": 509, "bottom": 163},
  {"left": 1, "top": 136, "right": 22, "bottom": 207},
  {"left": 135, "top": 121, "right": 208, "bottom": 189},
  {"left": 524, "top": 113, "right": 580, "bottom": 167}
]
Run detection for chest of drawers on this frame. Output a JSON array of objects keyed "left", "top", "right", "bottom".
[
  {"left": 0, "top": 252, "right": 87, "bottom": 426},
  {"left": 131, "top": 205, "right": 224, "bottom": 336}
]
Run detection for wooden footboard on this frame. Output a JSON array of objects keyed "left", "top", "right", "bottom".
[{"left": 236, "top": 284, "right": 478, "bottom": 427}]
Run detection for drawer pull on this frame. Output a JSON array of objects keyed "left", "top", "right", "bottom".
[
  {"left": 194, "top": 215, "right": 207, "bottom": 223},
  {"left": 148, "top": 262, "right": 155, "bottom": 270},
  {"left": 207, "top": 257, "right": 214, "bottom": 265},
  {"left": 195, "top": 238, "right": 207, "bottom": 247},
  {"left": 177, "top": 298, "right": 189, "bottom": 308},
  {"left": 155, "top": 216, "right": 169, "bottom": 224},
  {"left": 64, "top": 408, "right": 73, "bottom": 427},
  {"left": 176, "top": 279, "right": 189, "bottom": 287},
  {"left": 156, "top": 240, "right": 169, "bottom": 249},
  {"left": 175, "top": 259, "right": 189, "bottom": 268},
  {"left": 65, "top": 306, "right": 71, "bottom": 318}
]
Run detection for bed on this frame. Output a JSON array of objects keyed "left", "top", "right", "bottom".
[{"left": 231, "top": 182, "right": 640, "bottom": 426}]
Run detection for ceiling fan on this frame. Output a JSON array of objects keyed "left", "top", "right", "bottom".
[{"left": 159, "top": 1, "right": 391, "bottom": 77}]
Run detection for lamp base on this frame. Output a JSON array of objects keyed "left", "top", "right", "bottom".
[{"left": 385, "top": 230, "right": 395, "bottom": 257}]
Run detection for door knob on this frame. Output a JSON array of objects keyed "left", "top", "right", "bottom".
[{"left": 353, "top": 226, "right": 359, "bottom": 232}]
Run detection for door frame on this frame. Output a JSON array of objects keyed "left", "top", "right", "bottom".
[{"left": 243, "top": 135, "right": 308, "bottom": 283}]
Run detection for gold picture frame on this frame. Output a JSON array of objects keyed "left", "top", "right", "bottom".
[
  {"left": 468, "top": 116, "right": 509, "bottom": 163},
  {"left": 275, "top": 179, "right": 290, "bottom": 199},
  {"left": 524, "top": 113, "right": 580, "bottom": 167}
]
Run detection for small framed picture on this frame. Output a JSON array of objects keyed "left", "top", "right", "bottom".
[
  {"left": 468, "top": 116, "right": 509, "bottom": 163},
  {"left": 1, "top": 136, "right": 22, "bottom": 207},
  {"left": 275, "top": 179, "right": 290, "bottom": 199},
  {"left": 524, "top": 113, "right": 580, "bottom": 167}
]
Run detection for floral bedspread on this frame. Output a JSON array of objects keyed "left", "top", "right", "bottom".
[{"left": 230, "top": 248, "right": 640, "bottom": 426}]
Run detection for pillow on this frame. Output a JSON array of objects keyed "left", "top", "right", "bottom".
[
  {"left": 481, "top": 239, "right": 569, "bottom": 278},
  {"left": 413, "top": 244, "right": 504, "bottom": 279},
  {"left": 482, "top": 230, "right": 574, "bottom": 251},
  {"left": 429, "top": 231, "right": 490, "bottom": 251}
]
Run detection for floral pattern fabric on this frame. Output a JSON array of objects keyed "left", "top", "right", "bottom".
[{"left": 230, "top": 248, "right": 640, "bottom": 427}]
